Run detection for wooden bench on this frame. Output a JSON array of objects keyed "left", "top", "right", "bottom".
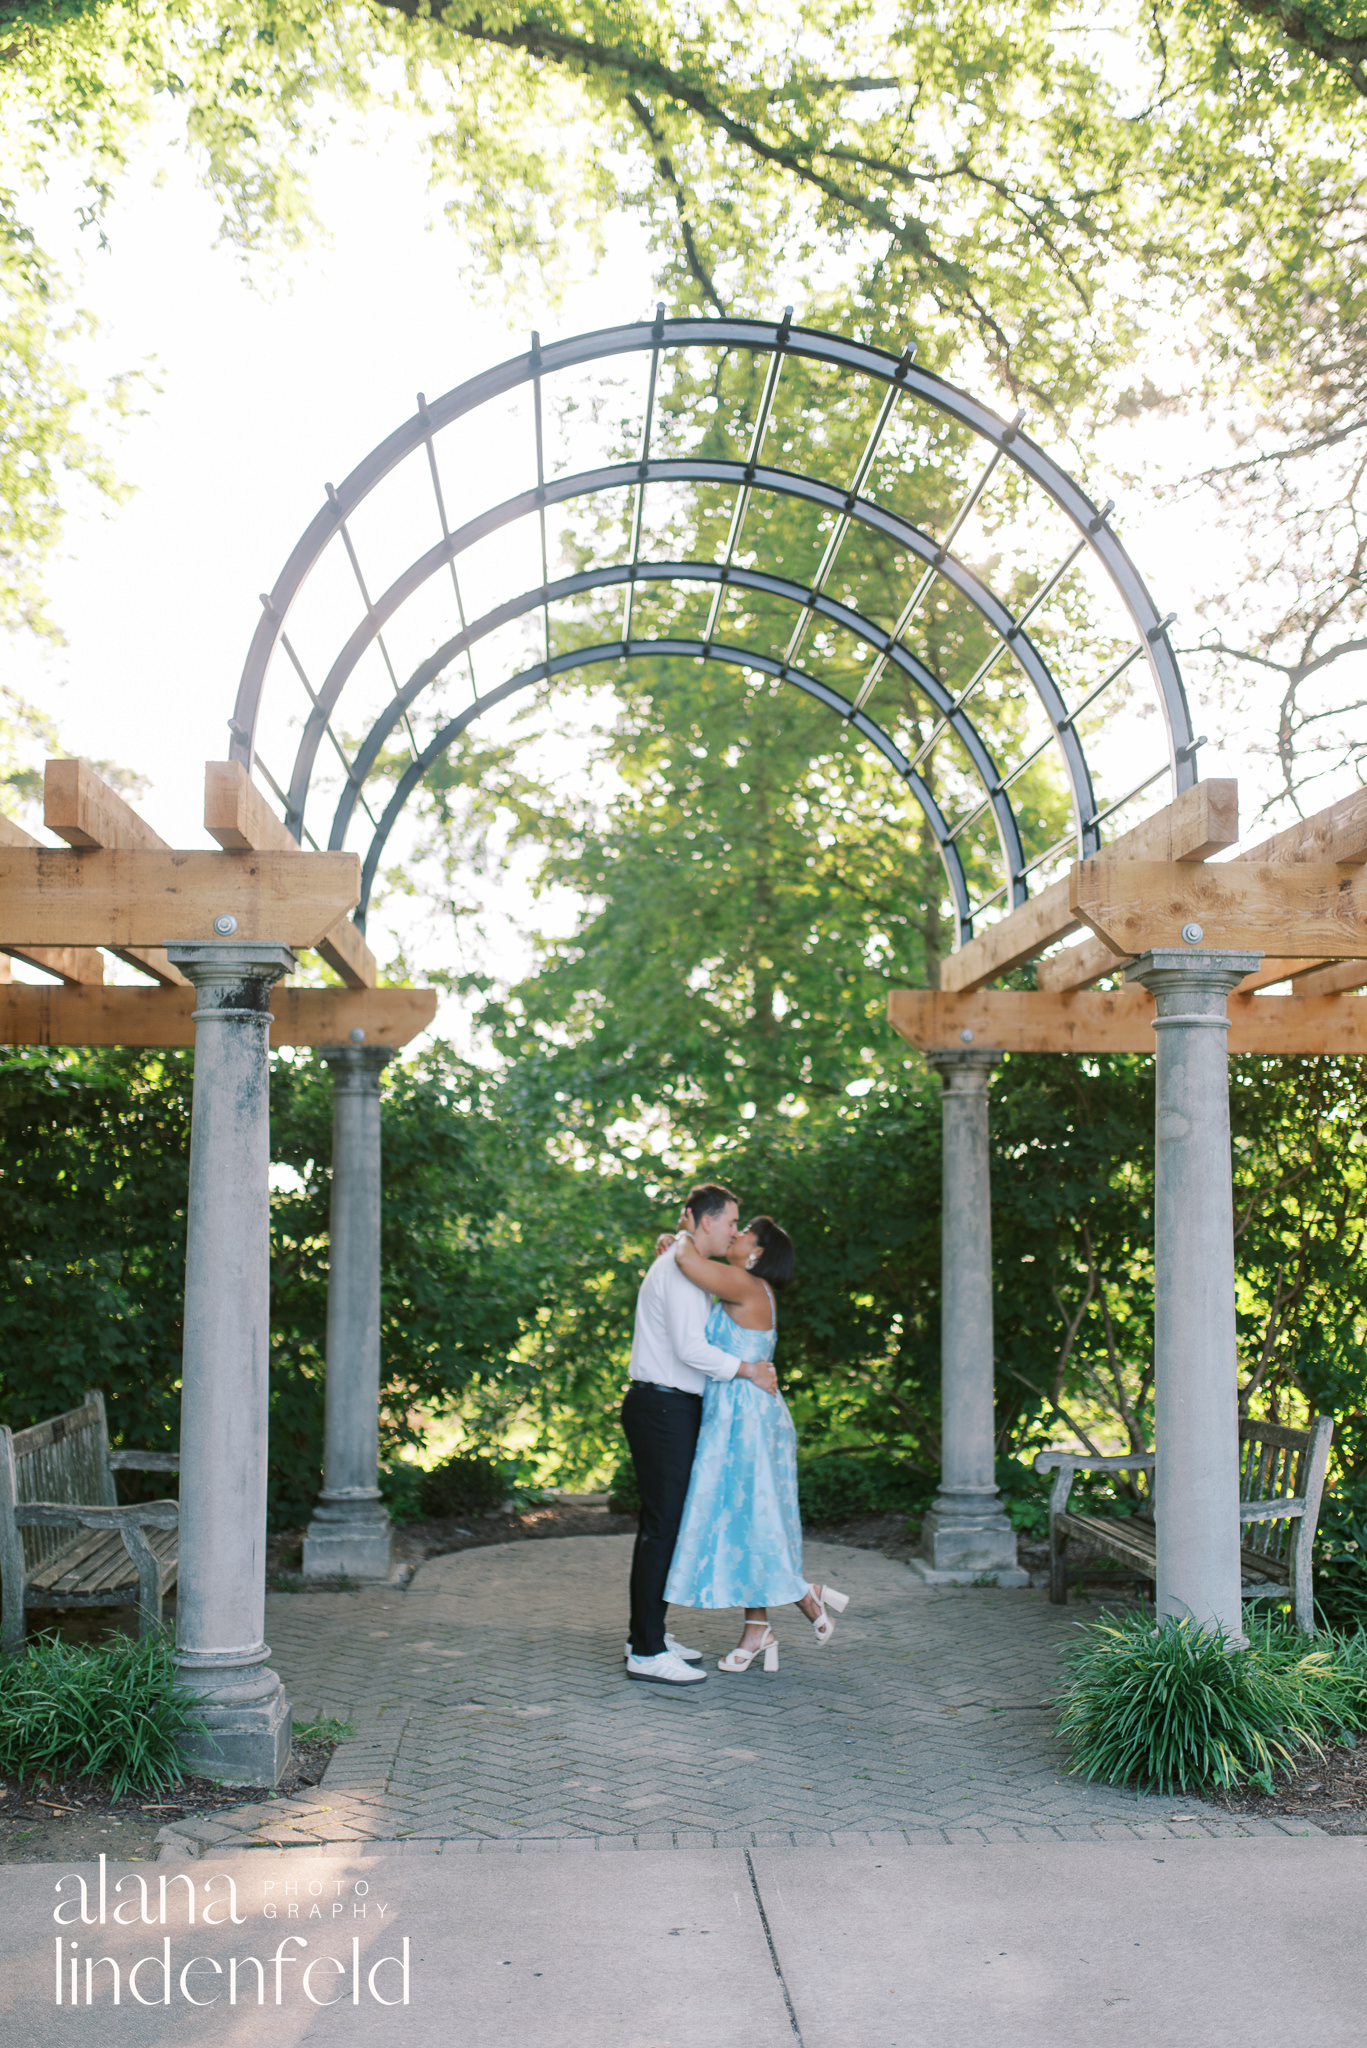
[
  {"left": 1033, "top": 1415, "right": 1334, "bottom": 1634},
  {"left": 0, "top": 1392, "right": 180, "bottom": 1655}
]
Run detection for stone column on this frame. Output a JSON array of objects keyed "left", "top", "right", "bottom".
[
  {"left": 910, "top": 1049, "right": 1027, "bottom": 1587},
  {"left": 1126, "top": 948, "right": 1262, "bottom": 1638},
  {"left": 165, "top": 941, "right": 294, "bottom": 1787},
  {"left": 303, "top": 1042, "right": 396, "bottom": 1580}
]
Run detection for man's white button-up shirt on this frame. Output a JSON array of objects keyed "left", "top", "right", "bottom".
[{"left": 628, "top": 1242, "right": 740, "bottom": 1395}]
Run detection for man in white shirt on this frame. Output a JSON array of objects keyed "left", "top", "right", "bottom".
[{"left": 621, "top": 1182, "right": 779, "bottom": 1686}]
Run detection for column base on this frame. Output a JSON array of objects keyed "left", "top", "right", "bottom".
[
  {"left": 175, "top": 1668, "right": 292, "bottom": 1787},
  {"left": 302, "top": 1506, "right": 394, "bottom": 1580},
  {"left": 909, "top": 1495, "right": 1028, "bottom": 1587}
]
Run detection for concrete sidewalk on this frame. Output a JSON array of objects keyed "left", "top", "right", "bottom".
[{"left": 6, "top": 1836, "right": 1364, "bottom": 2045}]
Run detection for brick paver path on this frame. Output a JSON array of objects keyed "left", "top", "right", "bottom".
[{"left": 168, "top": 1537, "right": 1312, "bottom": 1855}]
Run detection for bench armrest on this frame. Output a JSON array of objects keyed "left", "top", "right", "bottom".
[
  {"left": 1033, "top": 1453, "right": 1155, "bottom": 1475},
  {"left": 1033, "top": 1450, "right": 1155, "bottom": 1520},
  {"left": 14, "top": 1500, "right": 179, "bottom": 1531},
  {"left": 108, "top": 1452, "right": 181, "bottom": 1472},
  {"left": 1241, "top": 1495, "right": 1306, "bottom": 1522}
]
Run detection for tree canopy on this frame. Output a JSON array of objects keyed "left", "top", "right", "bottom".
[{"left": 2, "top": 0, "right": 1364, "bottom": 801}]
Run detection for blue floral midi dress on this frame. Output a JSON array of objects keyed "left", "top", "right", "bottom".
[{"left": 664, "top": 1288, "right": 810, "bottom": 1610}]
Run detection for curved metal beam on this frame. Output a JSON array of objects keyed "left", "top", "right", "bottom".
[
  {"left": 286, "top": 456, "right": 1089, "bottom": 883},
  {"left": 326, "top": 559, "right": 1028, "bottom": 899},
  {"left": 354, "top": 639, "right": 974, "bottom": 942},
  {"left": 233, "top": 314, "right": 1197, "bottom": 812}
]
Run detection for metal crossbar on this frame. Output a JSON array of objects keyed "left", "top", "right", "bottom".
[
  {"left": 782, "top": 344, "right": 914, "bottom": 672},
  {"left": 853, "top": 408, "right": 1025, "bottom": 713},
  {"left": 946, "top": 728, "right": 1059, "bottom": 844},
  {"left": 279, "top": 631, "right": 379, "bottom": 832},
  {"left": 1089, "top": 761, "right": 1172, "bottom": 835},
  {"left": 417, "top": 390, "right": 478, "bottom": 700},
  {"left": 250, "top": 750, "right": 321, "bottom": 849},
  {"left": 703, "top": 307, "right": 792, "bottom": 649},
  {"left": 1059, "top": 642, "right": 1144, "bottom": 732},
  {"left": 906, "top": 525, "right": 1092, "bottom": 775},
  {"left": 325, "top": 483, "right": 419, "bottom": 762},
  {"left": 623, "top": 306, "right": 665, "bottom": 647},
  {"left": 531, "top": 332, "right": 551, "bottom": 675}
]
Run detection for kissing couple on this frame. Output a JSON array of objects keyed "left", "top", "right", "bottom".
[{"left": 620, "top": 1181, "right": 848, "bottom": 1686}]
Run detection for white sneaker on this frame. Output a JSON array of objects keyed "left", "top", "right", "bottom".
[
  {"left": 625, "top": 1649, "right": 708, "bottom": 1686},
  {"left": 623, "top": 1632, "right": 702, "bottom": 1663}
]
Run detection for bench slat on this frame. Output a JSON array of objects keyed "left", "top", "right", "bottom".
[
  {"left": 27, "top": 1526, "right": 177, "bottom": 1600},
  {"left": 3, "top": 1394, "right": 180, "bottom": 1649},
  {"left": 1057, "top": 1513, "right": 1296, "bottom": 1589}
]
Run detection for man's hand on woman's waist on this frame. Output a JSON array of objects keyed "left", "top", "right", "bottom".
[{"left": 736, "top": 1356, "right": 778, "bottom": 1397}]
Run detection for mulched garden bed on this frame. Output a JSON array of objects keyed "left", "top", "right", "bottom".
[
  {"left": 266, "top": 1492, "right": 641, "bottom": 1585},
  {"left": 0, "top": 1729, "right": 343, "bottom": 1865},
  {"left": 1212, "top": 1737, "right": 1367, "bottom": 1834},
  {"left": 266, "top": 1496, "right": 930, "bottom": 1587}
]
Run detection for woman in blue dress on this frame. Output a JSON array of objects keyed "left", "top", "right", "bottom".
[{"left": 663, "top": 1215, "right": 849, "bottom": 1672}]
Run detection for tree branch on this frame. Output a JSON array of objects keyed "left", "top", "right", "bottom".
[
  {"left": 1227, "top": 0, "right": 1367, "bottom": 96},
  {"left": 623, "top": 92, "right": 727, "bottom": 316}
]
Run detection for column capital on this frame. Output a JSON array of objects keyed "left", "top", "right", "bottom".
[
  {"left": 1125, "top": 949, "right": 1263, "bottom": 1014},
  {"left": 319, "top": 1042, "right": 398, "bottom": 1089},
  {"left": 166, "top": 941, "right": 295, "bottom": 1007},
  {"left": 926, "top": 1048, "right": 1004, "bottom": 1092}
]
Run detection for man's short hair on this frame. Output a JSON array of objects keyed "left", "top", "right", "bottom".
[{"left": 684, "top": 1181, "right": 738, "bottom": 1223}]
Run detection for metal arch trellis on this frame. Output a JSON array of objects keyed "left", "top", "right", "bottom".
[{"left": 231, "top": 312, "right": 1201, "bottom": 946}]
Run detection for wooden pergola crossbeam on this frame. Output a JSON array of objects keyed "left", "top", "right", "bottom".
[
  {"left": 0, "top": 847, "right": 358, "bottom": 947},
  {"left": 0, "top": 807, "right": 107, "bottom": 985},
  {"left": 1289, "top": 959, "right": 1367, "bottom": 997},
  {"left": 205, "top": 760, "right": 377, "bottom": 988},
  {"left": 1070, "top": 860, "right": 1367, "bottom": 960},
  {"left": 940, "top": 780, "right": 1239, "bottom": 993},
  {"left": 889, "top": 987, "right": 1367, "bottom": 1056},
  {"left": 0, "top": 981, "right": 436, "bottom": 1049},
  {"left": 946, "top": 780, "right": 1367, "bottom": 1001},
  {"left": 43, "top": 759, "right": 189, "bottom": 987}
]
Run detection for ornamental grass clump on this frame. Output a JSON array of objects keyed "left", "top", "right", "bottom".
[
  {"left": 1057, "top": 1611, "right": 1354, "bottom": 1795},
  {"left": 0, "top": 1632, "right": 208, "bottom": 1799}
]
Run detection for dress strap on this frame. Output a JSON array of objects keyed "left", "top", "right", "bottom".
[{"left": 761, "top": 1280, "right": 776, "bottom": 1331}]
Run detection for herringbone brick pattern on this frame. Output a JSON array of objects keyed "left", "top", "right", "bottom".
[{"left": 189, "top": 1537, "right": 1256, "bottom": 1850}]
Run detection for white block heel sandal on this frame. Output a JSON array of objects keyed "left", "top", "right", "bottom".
[
  {"left": 809, "top": 1585, "right": 849, "bottom": 1645},
  {"left": 718, "top": 1626, "right": 779, "bottom": 1673}
]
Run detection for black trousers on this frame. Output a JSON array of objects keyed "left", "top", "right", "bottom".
[{"left": 621, "top": 1381, "right": 702, "bottom": 1658}]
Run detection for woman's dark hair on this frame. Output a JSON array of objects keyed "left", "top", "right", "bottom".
[{"left": 746, "top": 1215, "right": 795, "bottom": 1292}]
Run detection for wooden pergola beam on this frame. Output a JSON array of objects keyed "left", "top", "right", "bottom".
[
  {"left": 1237, "top": 785, "right": 1367, "bottom": 867},
  {"left": 889, "top": 986, "right": 1367, "bottom": 1056},
  {"left": 0, "top": 806, "right": 107, "bottom": 985},
  {"left": 1070, "top": 860, "right": 1367, "bottom": 960},
  {"left": 0, "top": 982, "right": 437, "bottom": 1049},
  {"left": 0, "top": 847, "right": 359, "bottom": 947},
  {"left": 1039, "top": 786, "right": 1367, "bottom": 993},
  {"left": 1289, "top": 958, "right": 1367, "bottom": 998},
  {"left": 205, "top": 760, "right": 377, "bottom": 988},
  {"left": 43, "top": 759, "right": 189, "bottom": 987},
  {"left": 940, "top": 780, "right": 1239, "bottom": 993}
]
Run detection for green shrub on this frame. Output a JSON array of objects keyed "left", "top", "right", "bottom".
[
  {"left": 0, "top": 1632, "right": 208, "bottom": 1798},
  {"left": 1056, "top": 1609, "right": 1367, "bottom": 1794},
  {"left": 1243, "top": 1611, "right": 1367, "bottom": 1740},
  {"left": 378, "top": 1458, "right": 425, "bottom": 1524},
  {"left": 607, "top": 1455, "right": 640, "bottom": 1517},
  {"left": 796, "top": 1449, "right": 923, "bottom": 1526},
  {"left": 1313, "top": 1501, "right": 1367, "bottom": 1630},
  {"left": 416, "top": 1451, "right": 510, "bottom": 1519},
  {"left": 996, "top": 1456, "right": 1050, "bottom": 1540}
]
